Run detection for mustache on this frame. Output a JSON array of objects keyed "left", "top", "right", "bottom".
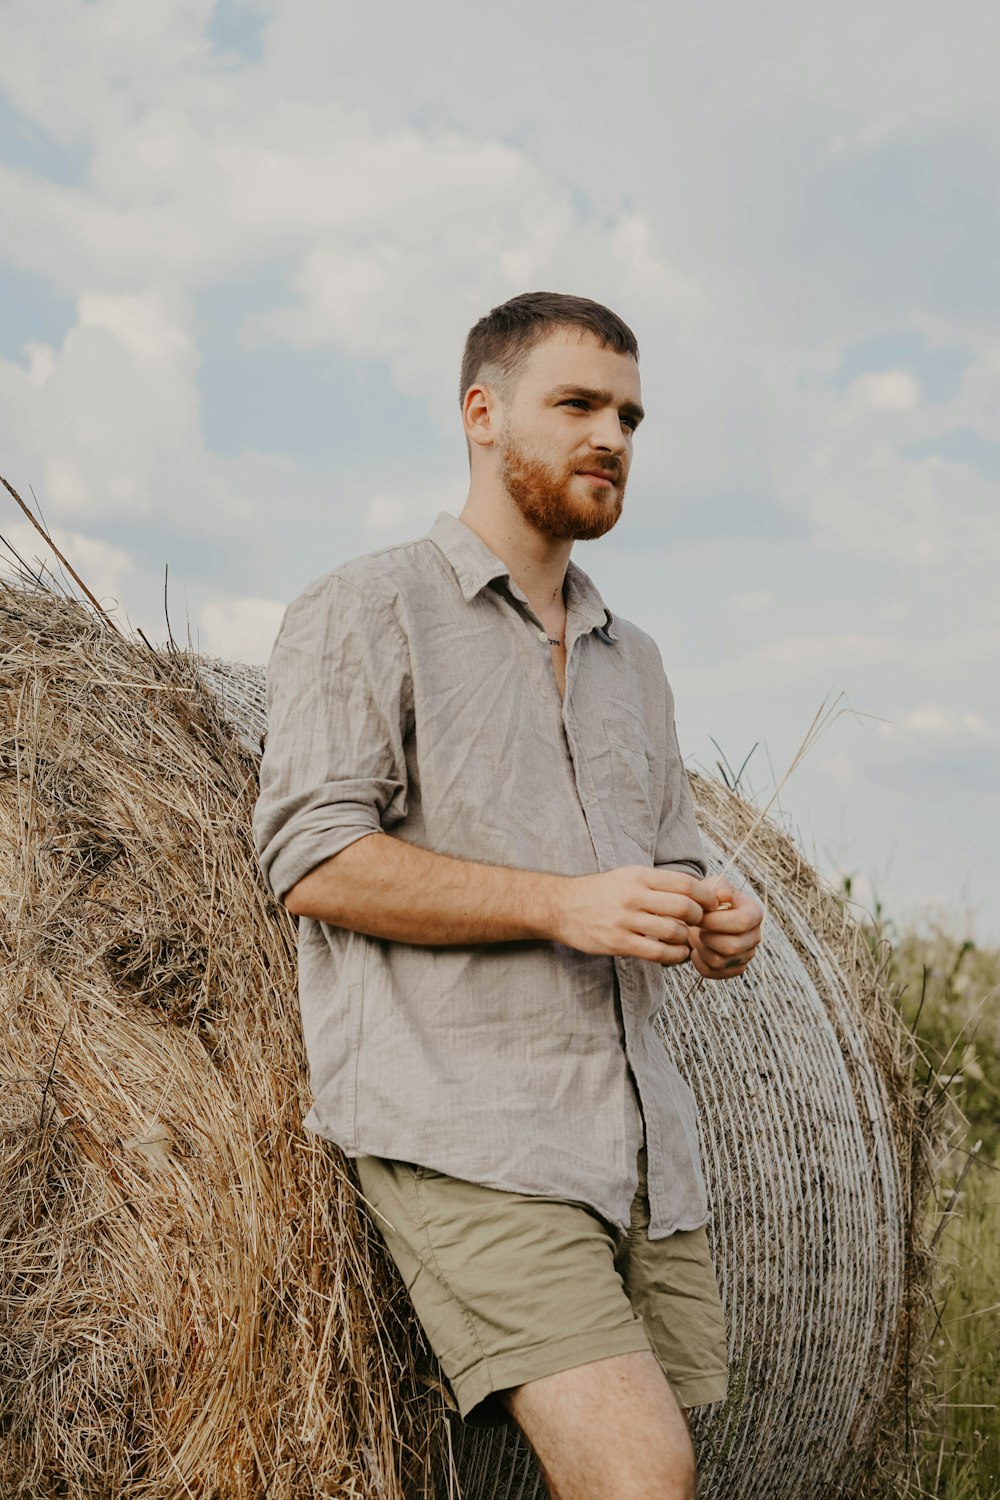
[{"left": 574, "top": 458, "right": 623, "bottom": 482}]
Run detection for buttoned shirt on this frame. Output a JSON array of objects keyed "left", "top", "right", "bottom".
[{"left": 253, "top": 510, "right": 711, "bottom": 1238}]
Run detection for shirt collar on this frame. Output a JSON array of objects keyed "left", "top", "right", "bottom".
[{"left": 426, "top": 510, "right": 618, "bottom": 642}]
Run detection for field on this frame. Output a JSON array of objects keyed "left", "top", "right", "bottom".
[{"left": 863, "top": 906, "right": 999, "bottom": 1499}]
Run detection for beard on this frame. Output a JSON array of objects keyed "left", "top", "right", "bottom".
[{"left": 497, "top": 430, "right": 626, "bottom": 541}]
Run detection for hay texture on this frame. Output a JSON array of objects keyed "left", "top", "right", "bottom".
[
  {"left": 1, "top": 577, "right": 931, "bottom": 1499},
  {"left": 0, "top": 582, "right": 447, "bottom": 1499}
]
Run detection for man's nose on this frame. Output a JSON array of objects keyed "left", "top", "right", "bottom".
[{"left": 587, "top": 410, "right": 628, "bottom": 454}]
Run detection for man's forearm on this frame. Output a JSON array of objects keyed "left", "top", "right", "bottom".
[
  {"left": 282, "top": 832, "right": 738, "bottom": 967},
  {"left": 283, "top": 830, "right": 569, "bottom": 945}
]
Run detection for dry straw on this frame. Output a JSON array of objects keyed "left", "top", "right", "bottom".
[{"left": 2, "top": 556, "right": 935, "bottom": 1498}]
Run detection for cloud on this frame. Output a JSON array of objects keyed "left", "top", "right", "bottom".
[
  {"left": 1, "top": 520, "right": 135, "bottom": 610},
  {"left": 362, "top": 483, "right": 466, "bottom": 538},
  {"left": 807, "top": 455, "right": 999, "bottom": 563},
  {"left": 847, "top": 370, "right": 921, "bottom": 412},
  {"left": 197, "top": 595, "right": 287, "bottom": 663},
  {"left": 78, "top": 292, "right": 191, "bottom": 365},
  {"left": 753, "top": 632, "right": 901, "bottom": 670},
  {"left": 818, "top": 752, "right": 853, "bottom": 784},
  {"left": 0, "top": 13, "right": 717, "bottom": 532},
  {"left": 879, "top": 706, "right": 993, "bottom": 744},
  {"left": 2, "top": 0, "right": 1000, "bottom": 939},
  {"left": 732, "top": 589, "right": 777, "bottom": 613},
  {"left": 0, "top": 290, "right": 201, "bottom": 520}
]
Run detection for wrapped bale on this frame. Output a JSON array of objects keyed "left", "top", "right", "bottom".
[{"left": 1, "top": 580, "right": 931, "bottom": 1499}]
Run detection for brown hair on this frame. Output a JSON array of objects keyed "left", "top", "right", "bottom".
[{"left": 459, "top": 291, "right": 639, "bottom": 406}]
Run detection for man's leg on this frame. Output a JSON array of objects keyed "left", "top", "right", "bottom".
[{"left": 503, "top": 1349, "right": 696, "bottom": 1500}]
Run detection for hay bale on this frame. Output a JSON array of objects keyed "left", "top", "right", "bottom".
[
  {"left": 0, "top": 582, "right": 446, "bottom": 1499},
  {"left": 1, "top": 578, "right": 932, "bottom": 1499}
]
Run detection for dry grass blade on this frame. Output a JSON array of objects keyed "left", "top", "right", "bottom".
[
  {"left": 711, "top": 690, "right": 882, "bottom": 889},
  {"left": 1, "top": 474, "right": 116, "bottom": 624}
]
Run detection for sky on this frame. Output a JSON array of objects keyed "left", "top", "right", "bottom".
[{"left": 1, "top": 0, "right": 998, "bottom": 941}]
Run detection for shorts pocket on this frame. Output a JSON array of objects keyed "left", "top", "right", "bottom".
[{"left": 604, "top": 716, "right": 655, "bottom": 854}]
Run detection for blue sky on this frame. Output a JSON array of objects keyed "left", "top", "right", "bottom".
[{"left": 1, "top": 0, "right": 998, "bottom": 940}]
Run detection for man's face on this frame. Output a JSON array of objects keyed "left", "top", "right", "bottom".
[{"left": 493, "top": 328, "right": 644, "bottom": 542}]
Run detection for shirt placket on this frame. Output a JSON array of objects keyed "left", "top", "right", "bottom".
[
  {"left": 577, "top": 686, "right": 648, "bottom": 1184},
  {"left": 505, "top": 579, "right": 645, "bottom": 1211}
]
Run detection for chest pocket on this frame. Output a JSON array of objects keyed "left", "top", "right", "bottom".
[{"left": 603, "top": 716, "right": 656, "bottom": 855}]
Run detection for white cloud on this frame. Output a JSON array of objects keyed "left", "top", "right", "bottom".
[
  {"left": 78, "top": 292, "right": 192, "bottom": 365},
  {"left": 2, "top": 521, "right": 134, "bottom": 609},
  {"left": 819, "top": 752, "right": 853, "bottom": 783},
  {"left": 363, "top": 483, "right": 466, "bottom": 538},
  {"left": 754, "top": 633, "right": 900, "bottom": 669},
  {"left": 197, "top": 596, "right": 287, "bottom": 663},
  {"left": 0, "top": 291, "right": 258, "bottom": 529},
  {"left": 776, "top": 418, "right": 1000, "bottom": 563},
  {"left": 824, "top": 116, "right": 908, "bottom": 159},
  {"left": 848, "top": 370, "right": 921, "bottom": 412},
  {"left": 22, "top": 342, "right": 57, "bottom": 388},
  {"left": 0, "top": 16, "right": 717, "bottom": 522},
  {"left": 732, "top": 589, "right": 776, "bottom": 613},
  {"left": 680, "top": 4, "right": 1000, "bottom": 124},
  {"left": 879, "top": 706, "right": 993, "bottom": 743}
]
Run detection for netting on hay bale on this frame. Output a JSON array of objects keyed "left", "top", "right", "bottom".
[{"left": 1, "top": 577, "right": 934, "bottom": 1500}]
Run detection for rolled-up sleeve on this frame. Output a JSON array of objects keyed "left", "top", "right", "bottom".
[
  {"left": 653, "top": 672, "right": 707, "bottom": 881},
  {"left": 252, "top": 573, "right": 412, "bottom": 904}
]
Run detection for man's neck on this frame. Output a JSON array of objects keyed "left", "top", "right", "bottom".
[{"left": 458, "top": 495, "right": 570, "bottom": 626}]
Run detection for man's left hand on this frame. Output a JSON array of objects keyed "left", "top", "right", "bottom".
[{"left": 686, "top": 882, "right": 764, "bottom": 981}]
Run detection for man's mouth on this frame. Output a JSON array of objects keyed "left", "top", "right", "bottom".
[{"left": 575, "top": 469, "right": 619, "bottom": 487}]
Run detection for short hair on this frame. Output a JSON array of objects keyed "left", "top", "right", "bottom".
[{"left": 459, "top": 291, "right": 639, "bottom": 406}]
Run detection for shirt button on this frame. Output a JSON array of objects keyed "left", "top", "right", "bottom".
[{"left": 538, "top": 629, "right": 550, "bottom": 644}]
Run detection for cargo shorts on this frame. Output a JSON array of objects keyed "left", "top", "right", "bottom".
[{"left": 354, "top": 1145, "right": 729, "bottom": 1426}]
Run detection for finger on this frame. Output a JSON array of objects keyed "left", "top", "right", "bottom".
[
  {"left": 631, "top": 936, "right": 692, "bottom": 965},
  {"left": 689, "top": 929, "right": 760, "bottom": 965},
  {"left": 709, "top": 946, "right": 758, "bottom": 972},
  {"left": 692, "top": 928, "right": 760, "bottom": 959},
  {"left": 692, "top": 949, "right": 751, "bottom": 979},
  {"left": 689, "top": 876, "right": 726, "bottom": 913},
  {"left": 647, "top": 871, "right": 723, "bottom": 913},
  {"left": 632, "top": 915, "right": 696, "bottom": 948},
  {"left": 693, "top": 946, "right": 743, "bottom": 972},
  {"left": 711, "top": 877, "right": 739, "bottom": 904},
  {"left": 645, "top": 869, "right": 700, "bottom": 898},
  {"left": 697, "top": 900, "right": 762, "bottom": 933},
  {"left": 637, "top": 891, "right": 709, "bottom": 927}
]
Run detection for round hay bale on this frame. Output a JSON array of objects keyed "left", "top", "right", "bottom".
[
  {"left": 200, "top": 657, "right": 932, "bottom": 1500},
  {"left": 0, "top": 583, "right": 447, "bottom": 1500},
  {"left": 1, "top": 579, "right": 931, "bottom": 1499}
]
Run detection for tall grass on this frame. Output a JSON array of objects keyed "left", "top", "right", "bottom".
[{"left": 849, "top": 893, "right": 1000, "bottom": 1499}]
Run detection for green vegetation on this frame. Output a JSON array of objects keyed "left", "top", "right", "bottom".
[{"left": 854, "top": 894, "right": 1000, "bottom": 1498}]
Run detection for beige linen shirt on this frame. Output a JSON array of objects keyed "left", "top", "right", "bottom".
[{"left": 253, "top": 510, "right": 711, "bottom": 1238}]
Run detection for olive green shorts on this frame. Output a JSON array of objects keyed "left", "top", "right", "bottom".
[{"left": 354, "top": 1146, "right": 729, "bottom": 1426}]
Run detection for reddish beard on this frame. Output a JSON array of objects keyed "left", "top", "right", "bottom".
[{"left": 497, "top": 432, "right": 625, "bottom": 541}]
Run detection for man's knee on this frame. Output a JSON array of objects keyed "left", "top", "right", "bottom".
[{"left": 608, "top": 1439, "right": 696, "bottom": 1500}]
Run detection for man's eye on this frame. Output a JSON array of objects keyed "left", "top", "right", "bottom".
[
  {"left": 562, "top": 399, "right": 589, "bottom": 410},
  {"left": 621, "top": 416, "right": 638, "bottom": 432}
]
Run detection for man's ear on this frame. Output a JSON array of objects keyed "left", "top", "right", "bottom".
[{"left": 463, "top": 380, "right": 502, "bottom": 452}]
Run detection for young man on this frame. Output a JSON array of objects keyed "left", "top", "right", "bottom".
[{"left": 253, "top": 292, "right": 763, "bottom": 1500}]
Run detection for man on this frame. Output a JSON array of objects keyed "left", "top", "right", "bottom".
[{"left": 253, "top": 291, "right": 763, "bottom": 1500}]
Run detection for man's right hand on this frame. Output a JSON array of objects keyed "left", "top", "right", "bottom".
[{"left": 551, "top": 867, "right": 720, "bottom": 966}]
